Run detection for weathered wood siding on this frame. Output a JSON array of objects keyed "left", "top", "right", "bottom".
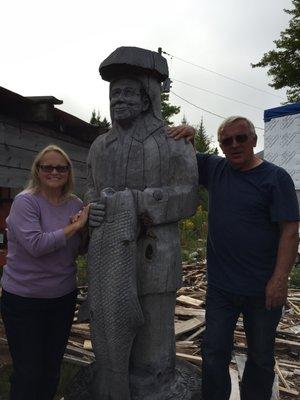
[{"left": 0, "top": 116, "right": 90, "bottom": 194}]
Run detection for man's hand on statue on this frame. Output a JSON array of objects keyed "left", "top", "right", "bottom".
[
  {"left": 265, "top": 275, "right": 288, "bottom": 310},
  {"left": 89, "top": 202, "right": 106, "bottom": 227},
  {"left": 167, "top": 125, "right": 195, "bottom": 142}
]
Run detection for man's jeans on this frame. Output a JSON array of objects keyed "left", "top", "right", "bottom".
[{"left": 201, "top": 285, "right": 282, "bottom": 400}]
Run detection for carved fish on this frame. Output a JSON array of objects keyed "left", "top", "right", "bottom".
[{"left": 88, "top": 188, "right": 144, "bottom": 400}]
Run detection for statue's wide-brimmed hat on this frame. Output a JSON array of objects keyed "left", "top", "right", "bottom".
[{"left": 99, "top": 46, "right": 169, "bottom": 82}]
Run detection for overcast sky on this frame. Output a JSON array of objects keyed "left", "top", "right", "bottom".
[{"left": 0, "top": 0, "right": 293, "bottom": 151}]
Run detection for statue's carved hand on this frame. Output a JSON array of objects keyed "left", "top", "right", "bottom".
[{"left": 89, "top": 202, "right": 106, "bottom": 228}]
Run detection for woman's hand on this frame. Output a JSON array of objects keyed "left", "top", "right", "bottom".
[
  {"left": 72, "top": 205, "right": 90, "bottom": 230},
  {"left": 64, "top": 205, "right": 90, "bottom": 238}
]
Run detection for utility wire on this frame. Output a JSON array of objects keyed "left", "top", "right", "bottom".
[
  {"left": 163, "top": 50, "right": 284, "bottom": 100},
  {"left": 173, "top": 79, "right": 264, "bottom": 111},
  {"left": 170, "top": 90, "right": 264, "bottom": 131}
]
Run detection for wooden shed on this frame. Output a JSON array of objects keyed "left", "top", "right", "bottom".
[{"left": 0, "top": 86, "right": 106, "bottom": 265}]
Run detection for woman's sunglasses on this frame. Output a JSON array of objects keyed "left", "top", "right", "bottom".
[
  {"left": 38, "top": 164, "right": 70, "bottom": 173},
  {"left": 219, "top": 133, "right": 250, "bottom": 147}
]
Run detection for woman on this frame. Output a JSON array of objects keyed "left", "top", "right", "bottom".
[{"left": 0, "top": 144, "right": 89, "bottom": 400}]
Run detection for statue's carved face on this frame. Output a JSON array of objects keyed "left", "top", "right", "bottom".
[{"left": 110, "top": 78, "right": 149, "bottom": 123}]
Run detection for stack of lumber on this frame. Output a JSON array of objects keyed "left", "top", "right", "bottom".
[
  {"left": 68, "top": 261, "right": 300, "bottom": 398},
  {"left": 1, "top": 261, "right": 300, "bottom": 398},
  {"left": 175, "top": 262, "right": 300, "bottom": 399}
]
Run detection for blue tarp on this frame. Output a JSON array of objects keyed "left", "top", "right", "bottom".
[{"left": 264, "top": 103, "right": 300, "bottom": 122}]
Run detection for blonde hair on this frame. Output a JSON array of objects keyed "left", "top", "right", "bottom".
[
  {"left": 217, "top": 116, "right": 256, "bottom": 141},
  {"left": 25, "top": 145, "right": 74, "bottom": 198}
]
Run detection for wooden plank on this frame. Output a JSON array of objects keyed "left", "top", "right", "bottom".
[
  {"left": 0, "top": 165, "right": 86, "bottom": 193},
  {"left": 278, "top": 361, "right": 300, "bottom": 369},
  {"left": 176, "top": 341, "right": 198, "bottom": 350},
  {"left": 70, "top": 327, "right": 91, "bottom": 339},
  {"left": 177, "top": 295, "right": 203, "bottom": 308},
  {"left": 0, "top": 144, "right": 87, "bottom": 179},
  {"left": 175, "top": 305, "right": 205, "bottom": 318},
  {"left": 185, "top": 326, "right": 206, "bottom": 341},
  {"left": 229, "top": 368, "right": 240, "bottom": 400},
  {"left": 175, "top": 318, "right": 203, "bottom": 338},
  {"left": 289, "top": 325, "right": 300, "bottom": 334},
  {"left": 272, "top": 375, "right": 280, "bottom": 400},
  {"left": 72, "top": 323, "right": 90, "bottom": 331},
  {"left": 235, "top": 354, "right": 246, "bottom": 380},
  {"left": 275, "top": 360, "right": 290, "bottom": 389},
  {"left": 176, "top": 352, "right": 202, "bottom": 366},
  {"left": 63, "top": 353, "right": 92, "bottom": 366},
  {"left": 0, "top": 122, "right": 89, "bottom": 163},
  {"left": 287, "top": 300, "right": 300, "bottom": 316},
  {"left": 0, "top": 165, "right": 29, "bottom": 188},
  {"left": 275, "top": 337, "right": 300, "bottom": 351},
  {"left": 278, "top": 386, "right": 299, "bottom": 396},
  {"left": 66, "top": 344, "right": 94, "bottom": 358},
  {"left": 235, "top": 329, "right": 300, "bottom": 351},
  {"left": 68, "top": 340, "right": 84, "bottom": 349}
]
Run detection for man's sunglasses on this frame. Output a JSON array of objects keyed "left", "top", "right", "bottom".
[
  {"left": 38, "top": 164, "right": 70, "bottom": 173},
  {"left": 219, "top": 133, "right": 250, "bottom": 147}
]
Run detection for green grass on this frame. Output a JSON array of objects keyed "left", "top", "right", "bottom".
[
  {"left": 290, "top": 265, "right": 300, "bottom": 289},
  {"left": 76, "top": 255, "right": 88, "bottom": 286},
  {"left": 180, "top": 205, "right": 208, "bottom": 263}
]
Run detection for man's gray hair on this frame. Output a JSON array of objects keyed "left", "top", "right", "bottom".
[{"left": 217, "top": 116, "right": 256, "bottom": 141}]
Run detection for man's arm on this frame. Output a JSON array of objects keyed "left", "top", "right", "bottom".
[{"left": 265, "top": 221, "right": 299, "bottom": 309}]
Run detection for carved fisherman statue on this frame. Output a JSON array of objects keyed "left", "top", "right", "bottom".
[{"left": 86, "top": 46, "right": 200, "bottom": 400}]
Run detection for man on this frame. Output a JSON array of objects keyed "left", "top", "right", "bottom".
[
  {"left": 86, "top": 47, "right": 199, "bottom": 399},
  {"left": 172, "top": 116, "right": 299, "bottom": 400}
]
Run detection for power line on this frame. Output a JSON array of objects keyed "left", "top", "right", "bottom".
[
  {"left": 163, "top": 50, "right": 284, "bottom": 100},
  {"left": 173, "top": 79, "right": 264, "bottom": 111},
  {"left": 170, "top": 90, "right": 264, "bottom": 131},
  {"left": 171, "top": 90, "right": 224, "bottom": 119}
]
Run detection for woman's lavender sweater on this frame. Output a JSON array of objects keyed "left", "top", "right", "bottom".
[{"left": 1, "top": 191, "right": 83, "bottom": 298}]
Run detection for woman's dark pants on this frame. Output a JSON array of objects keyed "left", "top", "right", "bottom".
[
  {"left": 0, "top": 289, "right": 77, "bottom": 400},
  {"left": 201, "top": 285, "right": 282, "bottom": 400}
]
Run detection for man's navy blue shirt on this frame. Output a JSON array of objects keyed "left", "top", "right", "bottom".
[{"left": 197, "top": 153, "right": 299, "bottom": 296}]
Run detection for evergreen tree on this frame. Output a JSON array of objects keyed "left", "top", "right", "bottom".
[
  {"left": 251, "top": 0, "right": 300, "bottom": 102},
  {"left": 90, "top": 109, "right": 111, "bottom": 130},
  {"left": 161, "top": 93, "right": 180, "bottom": 125},
  {"left": 181, "top": 114, "right": 188, "bottom": 125},
  {"left": 194, "top": 117, "right": 218, "bottom": 155},
  {"left": 182, "top": 116, "right": 218, "bottom": 210}
]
